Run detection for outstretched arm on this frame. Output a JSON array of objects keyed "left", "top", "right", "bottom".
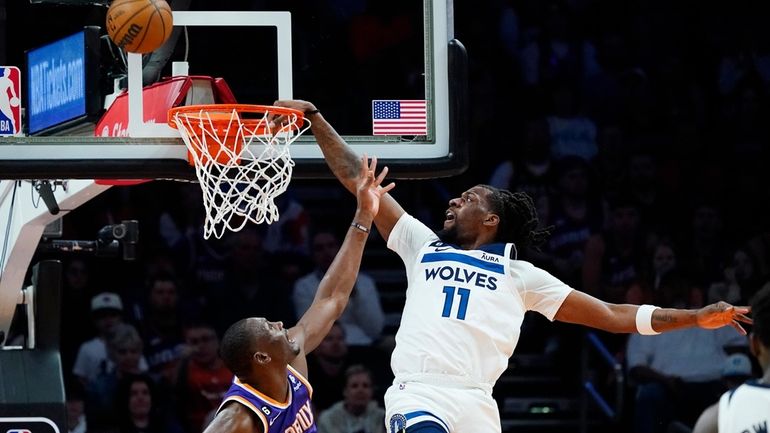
[
  {"left": 554, "top": 290, "right": 752, "bottom": 334},
  {"left": 288, "top": 156, "right": 395, "bottom": 371},
  {"left": 273, "top": 100, "right": 406, "bottom": 241}
]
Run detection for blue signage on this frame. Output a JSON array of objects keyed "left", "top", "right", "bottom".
[{"left": 27, "top": 31, "right": 88, "bottom": 134}]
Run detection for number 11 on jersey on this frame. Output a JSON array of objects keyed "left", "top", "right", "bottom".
[{"left": 441, "top": 286, "right": 470, "bottom": 320}]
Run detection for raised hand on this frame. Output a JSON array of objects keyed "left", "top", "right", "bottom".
[
  {"left": 269, "top": 100, "right": 317, "bottom": 128},
  {"left": 356, "top": 155, "right": 395, "bottom": 218},
  {"left": 696, "top": 301, "right": 752, "bottom": 335},
  {"left": 273, "top": 99, "right": 316, "bottom": 113}
]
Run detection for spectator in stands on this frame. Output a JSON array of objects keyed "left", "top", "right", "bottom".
[
  {"left": 294, "top": 229, "right": 385, "bottom": 347},
  {"left": 132, "top": 274, "right": 186, "bottom": 386},
  {"left": 518, "top": 2, "right": 600, "bottom": 88},
  {"left": 317, "top": 365, "right": 385, "bottom": 433},
  {"left": 61, "top": 258, "right": 96, "bottom": 374},
  {"left": 543, "top": 83, "right": 599, "bottom": 162},
  {"left": 582, "top": 196, "right": 649, "bottom": 303},
  {"left": 626, "top": 240, "right": 679, "bottom": 305},
  {"left": 175, "top": 321, "right": 233, "bottom": 433},
  {"left": 73, "top": 293, "right": 148, "bottom": 385},
  {"left": 707, "top": 247, "right": 763, "bottom": 305},
  {"left": 678, "top": 203, "right": 728, "bottom": 287},
  {"left": 273, "top": 251, "right": 312, "bottom": 292},
  {"left": 623, "top": 150, "right": 677, "bottom": 237},
  {"left": 65, "top": 377, "right": 87, "bottom": 433},
  {"left": 488, "top": 119, "right": 553, "bottom": 203},
  {"left": 263, "top": 193, "right": 311, "bottom": 255},
  {"left": 86, "top": 323, "right": 145, "bottom": 431},
  {"left": 114, "top": 374, "right": 183, "bottom": 433},
  {"left": 537, "top": 156, "right": 603, "bottom": 286},
  {"left": 721, "top": 352, "right": 755, "bottom": 391},
  {"left": 157, "top": 183, "right": 228, "bottom": 296},
  {"left": 649, "top": 242, "right": 678, "bottom": 292},
  {"left": 593, "top": 124, "right": 626, "bottom": 193},
  {"left": 157, "top": 183, "right": 204, "bottom": 266},
  {"left": 626, "top": 281, "right": 748, "bottom": 433},
  {"left": 207, "top": 227, "right": 296, "bottom": 335},
  {"left": 747, "top": 230, "right": 770, "bottom": 282},
  {"left": 307, "top": 322, "right": 351, "bottom": 412}
]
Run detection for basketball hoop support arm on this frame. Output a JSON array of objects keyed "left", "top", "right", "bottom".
[{"left": 0, "top": 180, "right": 112, "bottom": 347}]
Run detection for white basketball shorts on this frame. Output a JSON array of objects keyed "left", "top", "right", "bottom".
[{"left": 384, "top": 379, "right": 501, "bottom": 433}]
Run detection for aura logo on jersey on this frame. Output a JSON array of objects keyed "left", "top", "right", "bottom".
[{"left": 480, "top": 252, "right": 500, "bottom": 263}]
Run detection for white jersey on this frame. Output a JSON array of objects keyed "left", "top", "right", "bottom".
[
  {"left": 387, "top": 213, "right": 573, "bottom": 388},
  {"left": 717, "top": 381, "right": 770, "bottom": 433}
]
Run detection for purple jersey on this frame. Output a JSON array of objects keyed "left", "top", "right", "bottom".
[{"left": 217, "top": 365, "right": 316, "bottom": 433}]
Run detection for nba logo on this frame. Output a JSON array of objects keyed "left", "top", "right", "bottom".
[
  {"left": 0, "top": 66, "right": 21, "bottom": 136},
  {"left": 6, "top": 429, "right": 32, "bottom": 433}
]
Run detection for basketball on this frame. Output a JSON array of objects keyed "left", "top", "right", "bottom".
[
  {"left": 9, "top": 97, "right": 19, "bottom": 107},
  {"left": 106, "top": 0, "right": 173, "bottom": 54}
]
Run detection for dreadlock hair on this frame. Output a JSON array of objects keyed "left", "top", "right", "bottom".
[
  {"left": 750, "top": 285, "right": 770, "bottom": 348},
  {"left": 220, "top": 318, "right": 257, "bottom": 377},
  {"left": 480, "top": 185, "right": 552, "bottom": 249}
]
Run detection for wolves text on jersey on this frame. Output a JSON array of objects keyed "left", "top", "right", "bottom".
[{"left": 424, "top": 265, "right": 498, "bottom": 290}]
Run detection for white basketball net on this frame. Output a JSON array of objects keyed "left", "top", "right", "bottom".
[{"left": 171, "top": 106, "right": 310, "bottom": 239}]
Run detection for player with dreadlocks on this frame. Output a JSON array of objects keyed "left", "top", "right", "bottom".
[{"left": 272, "top": 99, "right": 751, "bottom": 433}]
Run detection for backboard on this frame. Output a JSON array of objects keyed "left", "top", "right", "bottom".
[
  {"left": 0, "top": 0, "right": 468, "bottom": 181},
  {"left": 0, "top": 1, "right": 467, "bottom": 348}
]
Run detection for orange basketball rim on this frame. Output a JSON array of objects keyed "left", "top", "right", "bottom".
[{"left": 168, "top": 104, "right": 306, "bottom": 165}]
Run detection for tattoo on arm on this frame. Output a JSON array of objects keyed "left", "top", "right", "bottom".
[
  {"left": 312, "top": 121, "right": 360, "bottom": 182},
  {"left": 652, "top": 311, "right": 677, "bottom": 324},
  {"left": 341, "top": 150, "right": 359, "bottom": 179}
]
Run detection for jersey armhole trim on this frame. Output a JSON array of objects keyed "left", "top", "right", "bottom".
[
  {"left": 220, "top": 396, "right": 270, "bottom": 432},
  {"left": 234, "top": 376, "right": 291, "bottom": 408}
]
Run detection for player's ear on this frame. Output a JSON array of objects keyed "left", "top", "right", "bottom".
[
  {"left": 483, "top": 212, "right": 500, "bottom": 227},
  {"left": 749, "top": 332, "right": 763, "bottom": 360},
  {"left": 253, "top": 351, "right": 271, "bottom": 364}
]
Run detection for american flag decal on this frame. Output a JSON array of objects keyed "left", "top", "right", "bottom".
[{"left": 372, "top": 100, "right": 427, "bottom": 136}]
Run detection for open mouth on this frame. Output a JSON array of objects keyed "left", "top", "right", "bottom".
[{"left": 445, "top": 210, "right": 455, "bottom": 222}]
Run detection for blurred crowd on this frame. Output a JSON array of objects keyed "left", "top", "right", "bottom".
[
  {"left": 14, "top": 0, "right": 770, "bottom": 433},
  {"left": 51, "top": 186, "right": 393, "bottom": 433}
]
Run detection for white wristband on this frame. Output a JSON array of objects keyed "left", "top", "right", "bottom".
[{"left": 635, "top": 304, "right": 661, "bottom": 335}]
